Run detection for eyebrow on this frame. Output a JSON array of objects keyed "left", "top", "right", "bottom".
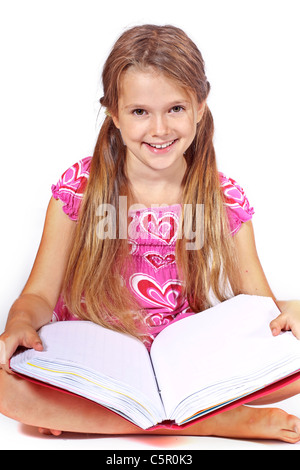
[{"left": 123, "top": 100, "right": 191, "bottom": 110}]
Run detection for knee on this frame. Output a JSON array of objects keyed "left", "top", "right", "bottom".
[
  {"left": 0, "top": 369, "right": 11, "bottom": 417},
  {"left": 0, "top": 369, "right": 8, "bottom": 416},
  {"left": 0, "top": 369, "right": 21, "bottom": 419}
]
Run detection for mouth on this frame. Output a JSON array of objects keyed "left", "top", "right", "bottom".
[{"left": 144, "top": 139, "right": 178, "bottom": 153}]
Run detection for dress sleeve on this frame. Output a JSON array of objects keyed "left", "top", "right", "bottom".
[
  {"left": 219, "top": 172, "right": 255, "bottom": 235},
  {"left": 51, "top": 157, "right": 92, "bottom": 221}
]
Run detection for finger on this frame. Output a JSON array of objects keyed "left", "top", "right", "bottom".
[
  {"left": 0, "top": 335, "right": 22, "bottom": 367},
  {"left": 1, "top": 365, "right": 16, "bottom": 375},
  {"left": 0, "top": 349, "right": 14, "bottom": 375},
  {"left": 0, "top": 340, "right": 13, "bottom": 373},
  {"left": 0, "top": 340, "right": 6, "bottom": 365},
  {"left": 0, "top": 331, "right": 43, "bottom": 373}
]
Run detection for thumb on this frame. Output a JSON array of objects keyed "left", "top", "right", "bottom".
[
  {"left": 270, "top": 313, "right": 289, "bottom": 336},
  {"left": 23, "top": 331, "right": 44, "bottom": 351}
]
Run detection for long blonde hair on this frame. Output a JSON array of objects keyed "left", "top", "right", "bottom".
[{"left": 63, "top": 25, "right": 241, "bottom": 336}]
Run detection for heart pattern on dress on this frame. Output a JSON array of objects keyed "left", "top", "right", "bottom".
[
  {"left": 140, "top": 210, "right": 179, "bottom": 244},
  {"left": 130, "top": 273, "right": 183, "bottom": 311},
  {"left": 144, "top": 252, "right": 176, "bottom": 270}
]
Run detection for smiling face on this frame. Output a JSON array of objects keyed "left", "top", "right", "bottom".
[{"left": 112, "top": 67, "right": 205, "bottom": 178}]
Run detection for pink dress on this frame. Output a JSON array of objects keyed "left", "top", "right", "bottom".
[{"left": 51, "top": 157, "right": 254, "bottom": 349}]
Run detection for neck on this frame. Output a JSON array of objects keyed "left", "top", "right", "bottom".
[{"left": 125, "top": 156, "right": 187, "bottom": 207}]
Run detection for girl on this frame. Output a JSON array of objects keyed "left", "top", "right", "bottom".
[{"left": 1, "top": 24, "right": 300, "bottom": 443}]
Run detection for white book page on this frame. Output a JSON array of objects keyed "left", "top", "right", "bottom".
[
  {"left": 150, "top": 295, "right": 300, "bottom": 417},
  {"left": 11, "top": 321, "right": 165, "bottom": 419}
]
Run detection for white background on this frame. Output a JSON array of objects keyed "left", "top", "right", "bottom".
[{"left": 0, "top": 0, "right": 299, "bottom": 450}]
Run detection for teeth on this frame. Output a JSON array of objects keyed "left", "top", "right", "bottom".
[{"left": 148, "top": 140, "right": 175, "bottom": 149}]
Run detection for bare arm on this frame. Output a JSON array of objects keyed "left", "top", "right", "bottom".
[
  {"left": 234, "top": 220, "right": 300, "bottom": 338},
  {"left": 233, "top": 220, "right": 275, "bottom": 299},
  {"left": 8, "top": 197, "right": 76, "bottom": 325},
  {"left": 0, "top": 197, "right": 76, "bottom": 369}
]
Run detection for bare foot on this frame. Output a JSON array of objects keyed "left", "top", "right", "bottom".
[
  {"left": 203, "top": 406, "right": 300, "bottom": 443},
  {"left": 38, "top": 427, "right": 62, "bottom": 436},
  {"left": 36, "top": 406, "right": 300, "bottom": 442},
  {"left": 2, "top": 368, "right": 299, "bottom": 442}
]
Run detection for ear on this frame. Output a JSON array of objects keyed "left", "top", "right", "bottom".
[
  {"left": 196, "top": 101, "right": 206, "bottom": 123},
  {"left": 111, "top": 113, "right": 120, "bottom": 130}
]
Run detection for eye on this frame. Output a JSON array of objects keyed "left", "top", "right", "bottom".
[
  {"left": 133, "top": 109, "right": 146, "bottom": 116},
  {"left": 170, "top": 105, "right": 184, "bottom": 113}
]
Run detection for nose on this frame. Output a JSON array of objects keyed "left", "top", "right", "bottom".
[{"left": 150, "top": 113, "right": 170, "bottom": 138}]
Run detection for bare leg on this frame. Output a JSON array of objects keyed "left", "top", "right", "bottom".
[
  {"left": 1, "top": 370, "right": 300, "bottom": 443},
  {"left": 248, "top": 379, "right": 300, "bottom": 406}
]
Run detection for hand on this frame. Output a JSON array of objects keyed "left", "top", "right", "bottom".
[
  {"left": 0, "top": 321, "right": 43, "bottom": 373},
  {"left": 270, "top": 300, "right": 300, "bottom": 339}
]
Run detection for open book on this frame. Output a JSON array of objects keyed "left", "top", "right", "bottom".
[{"left": 10, "top": 295, "right": 300, "bottom": 430}]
